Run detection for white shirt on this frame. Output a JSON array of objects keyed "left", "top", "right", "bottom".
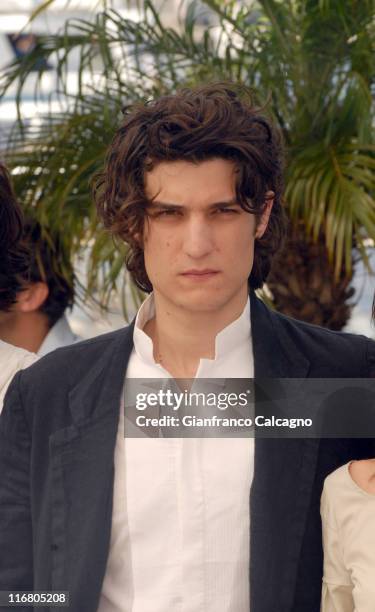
[
  {"left": 0, "top": 315, "right": 76, "bottom": 409},
  {"left": 98, "top": 294, "right": 255, "bottom": 612},
  {"left": 0, "top": 340, "right": 37, "bottom": 411},
  {"left": 38, "top": 314, "right": 79, "bottom": 356}
]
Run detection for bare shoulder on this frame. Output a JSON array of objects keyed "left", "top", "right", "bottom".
[{"left": 349, "top": 459, "right": 375, "bottom": 495}]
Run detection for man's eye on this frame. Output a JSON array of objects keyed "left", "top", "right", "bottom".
[{"left": 216, "top": 208, "right": 238, "bottom": 214}]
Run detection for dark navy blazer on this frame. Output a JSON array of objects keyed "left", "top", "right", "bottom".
[{"left": 0, "top": 290, "right": 374, "bottom": 612}]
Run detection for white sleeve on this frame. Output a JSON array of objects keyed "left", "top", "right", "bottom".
[{"left": 320, "top": 482, "right": 354, "bottom": 612}]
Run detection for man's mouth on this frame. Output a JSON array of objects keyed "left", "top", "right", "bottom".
[{"left": 180, "top": 269, "right": 220, "bottom": 278}]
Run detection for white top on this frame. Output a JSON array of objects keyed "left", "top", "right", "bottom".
[
  {"left": 0, "top": 340, "right": 37, "bottom": 411},
  {"left": 38, "top": 314, "right": 79, "bottom": 356},
  {"left": 98, "top": 293, "right": 255, "bottom": 612},
  {"left": 0, "top": 314, "right": 75, "bottom": 409},
  {"left": 321, "top": 462, "right": 375, "bottom": 612}
]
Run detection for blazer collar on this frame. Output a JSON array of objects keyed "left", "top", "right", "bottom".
[{"left": 250, "top": 289, "right": 310, "bottom": 378}]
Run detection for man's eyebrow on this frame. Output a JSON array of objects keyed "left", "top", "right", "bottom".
[{"left": 149, "top": 199, "right": 240, "bottom": 209}]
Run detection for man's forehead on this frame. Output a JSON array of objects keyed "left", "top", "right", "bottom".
[{"left": 144, "top": 158, "right": 238, "bottom": 207}]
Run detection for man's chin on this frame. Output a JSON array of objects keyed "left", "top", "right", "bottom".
[
  {"left": 156, "top": 280, "right": 248, "bottom": 314},
  {"left": 173, "top": 292, "right": 235, "bottom": 314}
]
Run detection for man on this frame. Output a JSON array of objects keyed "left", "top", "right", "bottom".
[
  {"left": 0, "top": 83, "right": 374, "bottom": 612},
  {"left": 0, "top": 219, "right": 79, "bottom": 355},
  {"left": 0, "top": 163, "right": 37, "bottom": 407}
]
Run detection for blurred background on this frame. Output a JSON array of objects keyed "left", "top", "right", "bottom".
[{"left": 0, "top": 0, "right": 374, "bottom": 342}]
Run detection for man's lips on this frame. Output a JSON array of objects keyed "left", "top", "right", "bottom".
[{"left": 180, "top": 269, "right": 220, "bottom": 277}]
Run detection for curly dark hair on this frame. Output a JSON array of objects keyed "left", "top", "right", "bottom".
[
  {"left": 18, "top": 220, "right": 75, "bottom": 328},
  {"left": 94, "top": 82, "right": 288, "bottom": 292},
  {"left": 0, "top": 163, "right": 29, "bottom": 310}
]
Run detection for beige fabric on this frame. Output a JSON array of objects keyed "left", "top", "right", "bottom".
[
  {"left": 0, "top": 340, "right": 37, "bottom": 411},
  {"left": 321, "top": 462, "right": 375, "bottom": 612}
]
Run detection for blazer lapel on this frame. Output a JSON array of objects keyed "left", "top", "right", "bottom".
[
  {"left": 249, "top": 291, "right": 319, "bottom": 612},
  {"left": 49, "top": 323, "right": 135, "bottom": 612},
  {"left": 250, "top": 289, "right": 310, "bottom": 378}
]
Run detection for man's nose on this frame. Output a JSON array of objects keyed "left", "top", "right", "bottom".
[{"left": 182, "top": 217, "right": 215, "bottom": 259}]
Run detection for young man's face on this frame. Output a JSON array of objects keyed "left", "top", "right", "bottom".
[{"left": 143, "top": 158, "right": 272, "bottom": 314}]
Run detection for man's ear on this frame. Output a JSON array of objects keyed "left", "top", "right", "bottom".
[
  {"left": 15, "top": 282, "right": 49, "bottom": 313},
  {"left": 255, "top": 191, "right": 274, "bottom": 239}
]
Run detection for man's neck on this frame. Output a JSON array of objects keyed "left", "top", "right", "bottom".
[
  {"left": 0, "top": 312, "right": 50, "bottom": 354},
  {"left": 143, "top": 289, "right": 249, "bottom": 378}
]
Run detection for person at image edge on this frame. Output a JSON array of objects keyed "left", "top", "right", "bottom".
[
  {"left": 320, "top": 295, "right": 375, "bottom": 612},
  {"left": 0, "top": 163, "right": 37, "bottom": 409},
  {"left": 0, "top": 83, "right": 374, "bottom": 612},
  {"left": 0, "top": 218, "right": 79, "bottom": 356}
]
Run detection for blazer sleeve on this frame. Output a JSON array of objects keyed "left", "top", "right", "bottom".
[
  {"left": 320, "top": 483, "right": 353, "bottom": 612},
  {"left": 0, "top": 371, "right": 33, "bottom": 612}
]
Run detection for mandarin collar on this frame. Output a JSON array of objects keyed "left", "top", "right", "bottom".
[{"left": 133, "top": 293, "right": 251, "bottom": 366}]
